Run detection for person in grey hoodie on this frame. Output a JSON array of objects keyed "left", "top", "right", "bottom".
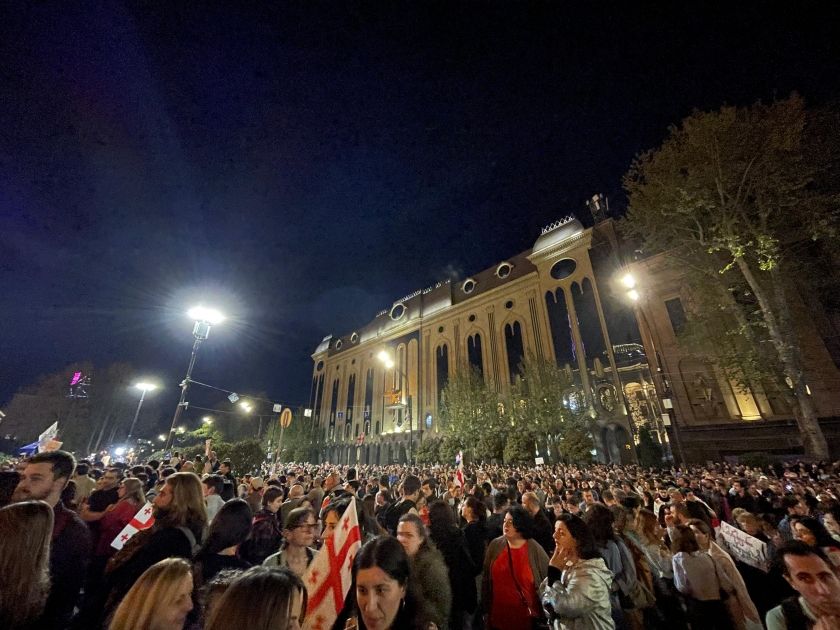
[{"left": 541, "top": 513, "right": 615, "bottom": 630}]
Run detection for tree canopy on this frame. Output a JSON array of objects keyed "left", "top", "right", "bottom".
[{"left": 623, "top": 94, "right": 840, "bottom": 459}]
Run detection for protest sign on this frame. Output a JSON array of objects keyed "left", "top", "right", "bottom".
[{"left": 719, "top": 520, "right": 768, "bottom": 571}]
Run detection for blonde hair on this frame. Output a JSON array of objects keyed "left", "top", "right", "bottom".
[
  {"left": 157, "top": 472, "right": 207, "bottom": 536},
  {"left": 109, "top": 557, "right": 193, "bottom": 630},
  {"left": 121, "top": 478, "right": 145, "bottom": 505},
  {"left": 0, "top": 501, "right": 53, "bottom": 627}
]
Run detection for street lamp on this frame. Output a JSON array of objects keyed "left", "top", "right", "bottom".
[
  {"left": 378, "top": 348, "right": 412, "bottom": 464},
  {"left": 619, "top": 271, "right": 684, "bottom": 463},
  {"left": 202, "top": 416, "right": 213, "bottom": 424},
  {"left": 165, "top": 305, "right": 224, "bottom": 451},
  {"left": 127, "top": 382, "right": 157, "bottom": 443}
]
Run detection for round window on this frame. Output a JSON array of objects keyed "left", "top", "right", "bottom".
[
  {"left": 350, "top": 332, "right": 359, "bottom": 343},
  {"left": 316, "top": 361, "right": 324, "bottom": 371},
  {"left": 468, "top": 314, "right": 476, "bottom": 322},
  {"left": 504, "top": 300, "right": 514, "bottom": 310},
  {"left": 462, "top": 279, "right": 476, "bottom": 294},
  {"left": 438, "top": 326, "right": 444, "bottom": 333},
  {"left": 550, "top": 258, "right": 577, "bottom": 280},
  {"left": 497, "top": 263, "right": 512, "bottom": 278},
  {"left": 335, "top": 339, "right": 343, "bottom": 350},
  {"left": 390, "top": 303, "right": 406, "bottom": 320}
]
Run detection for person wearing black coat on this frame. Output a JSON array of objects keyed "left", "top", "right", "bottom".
[{"left": 429, "top": 500, "right": 479, "bottom": 630}]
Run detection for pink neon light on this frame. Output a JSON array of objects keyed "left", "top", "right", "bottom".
[{"left": 70, "top": 372, "right": 82, "bottom": 386}]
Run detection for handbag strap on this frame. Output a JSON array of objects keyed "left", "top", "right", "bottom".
[{"left": 506, "top": 542, "right": 534, "bottom": 615}]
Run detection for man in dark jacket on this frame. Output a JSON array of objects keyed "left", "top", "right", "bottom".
[
  {"left": 14, "top": 450, "right": 92, "bottom": 630},
  {"left": 523, "top": 491, "right": 554, "bottom": 555}
]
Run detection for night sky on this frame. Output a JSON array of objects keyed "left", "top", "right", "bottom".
[{"left": 2, "top": 3, "right": 839, "bottom": 423}]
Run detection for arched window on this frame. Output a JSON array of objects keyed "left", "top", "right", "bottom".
[
  {"left": 329, "top": 378, "right": 340, "bottom": 426},
  {"left": 467, "top": 333, "right": 483, "bottom": 377},
  {"left": 436, "top": 344, "right": 449, "bottom": 406},
  {"left": 546, "top": 288, "right": 575, "bottom": 366},
  {"left": 346, "top": 374, "right": 356, "bottom": 422},
  {"left": 571, "top": 278, "right": 607, "bottom": 367},
  {"left": 505, "top": 321, "right": 525, "bottom": 383}
]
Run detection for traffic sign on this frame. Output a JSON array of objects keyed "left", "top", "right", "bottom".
[{"left": 280, "top": 408, "right": 293, "bottom": 428}]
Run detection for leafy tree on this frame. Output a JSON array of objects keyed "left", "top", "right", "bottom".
[
  {"left": 507, "top": 354, "right": 594, "bottom": 463},
  {"left": 438, "top": 367, "right": 502, "bottom": 461},
  {"left": 415, "top": 435, "right": 442, "bottom": 464},
  {"left": 226, "top": 439, "right": 268, "bottom": 475},
  {"left": 623, "top": 95, "right": 840, "bottom": 459}
]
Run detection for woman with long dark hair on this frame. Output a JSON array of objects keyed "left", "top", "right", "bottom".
[
  {"left": 481, "top": 505, "right": 549, "bottom": 630},
  {"left": 540, "top": 514, "right": 614, "bottom": 630},
  {"left": 194, "top": 499, "right": 253, "bottom": 584},
  {"left": 397, "top": 513, "right": 451, "bottom": 629}
]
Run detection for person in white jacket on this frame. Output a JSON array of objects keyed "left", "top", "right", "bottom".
[{"left": 540, "top": 513, "right": 615, "bottom": 630}]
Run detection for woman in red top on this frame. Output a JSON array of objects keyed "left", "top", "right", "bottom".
[
  {"left": 96, "top": 477, "right": 146, "bottom": 558},
  {"left": 482, "top": 505, "right": 549, "bottom": 630}
]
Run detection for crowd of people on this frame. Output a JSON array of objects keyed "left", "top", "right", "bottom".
[{"left": 2, "top": 450, "right": 840, "bottom": 629}]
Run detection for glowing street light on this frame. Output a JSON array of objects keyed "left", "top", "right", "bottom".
[
  {"left": 158, "top": 434, "right": 166, "bottom": 442},
  {"left": 377, "top": 350, "right": 395, "bottom": 369},
  {"left": 177, "top": 426, "right": 186, "bottom": 434},
  {"left": 187, "top": 306, "right": 225, "bottom": 325},
  {"left": 165, "top": 305, "right": 225, "bottom": 451},
  {"left": 239, "top": 401, "right": 253, "bottom": 413},
  {"left": 621, "top": 273, "right": 637, "bottom": 289},
  {"left": 126, "top": 382, "right": 158, "bottom": 443},
  {"left": 627, "top": 289, "right": 640, "bottom": 302},
  {"left": 202, "top": 416, "right": 213, "bottom": 424}
]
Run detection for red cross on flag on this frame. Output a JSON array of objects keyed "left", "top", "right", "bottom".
[
  {"left": 110, "top": 501, "right": 156, "bottom": 550},
  {"left": 302, "top": 498, "right": 362, "bottom": 630}
]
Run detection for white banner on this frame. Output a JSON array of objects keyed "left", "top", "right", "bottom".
[
  {"left": 719, "top": 520, "right": 768, "bottom": 571},
  {"left": 38, "top": 421, "right": 59, "bottom": 453}
]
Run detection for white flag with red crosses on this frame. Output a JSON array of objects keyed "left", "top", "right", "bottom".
[
  {"left": 110, "top": 501, "right": 155, "bottom": 550},
  {"left": 302, "top": 498, "right": 361, "bottom": 630}
]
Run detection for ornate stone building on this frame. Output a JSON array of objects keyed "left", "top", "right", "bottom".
[
  {"left": 309, "top": 212, "right": 664, "bottom": 465},
  {"left": 310, "top": 203, "right": 840, "bottom": 465}
]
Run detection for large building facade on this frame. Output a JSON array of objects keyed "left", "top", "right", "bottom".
[
  {"left": 309, "top": 211, "right": 666, "bottom": 465},
  {"left": 309, "top": 206, "right": 840, "bottom": 465}
]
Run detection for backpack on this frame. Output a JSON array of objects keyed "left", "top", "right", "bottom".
[
  {"left": 780, "top": 597, "right": 810, "bottom": 630},
  {"left": 177, "top": 526, "right": 202, "bottom": 557}
]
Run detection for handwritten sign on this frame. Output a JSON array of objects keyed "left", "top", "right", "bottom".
[{"left": 719, "top": 520, "right": 768, "bottom": 571}]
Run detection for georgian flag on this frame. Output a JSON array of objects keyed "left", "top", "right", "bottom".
[
  {"left": 111, "top": 501, "right": 155, "bottom": 550},
  {"left": 303, "top": 498, "right": 361, "bottom": 630},
  {"left": 455, "top": 450, "right": 465, "bottom": 488}
]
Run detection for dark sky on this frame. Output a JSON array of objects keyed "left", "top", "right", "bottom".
[{"left": 2, "top": 3, "right": 839, "bottom": 424}]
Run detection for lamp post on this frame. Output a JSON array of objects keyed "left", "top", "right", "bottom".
[
  {"left": 127, "top": 382, "right": 157, "bottom": 443},
  {"left": 378, "top": 349, "right": 412, "bottom": 465},
  {"left": 165, "top": 306, "right": 224, "bottom": 451},
  {"left": 621, "top": 272, "right": 684, "bottom": 464}
]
